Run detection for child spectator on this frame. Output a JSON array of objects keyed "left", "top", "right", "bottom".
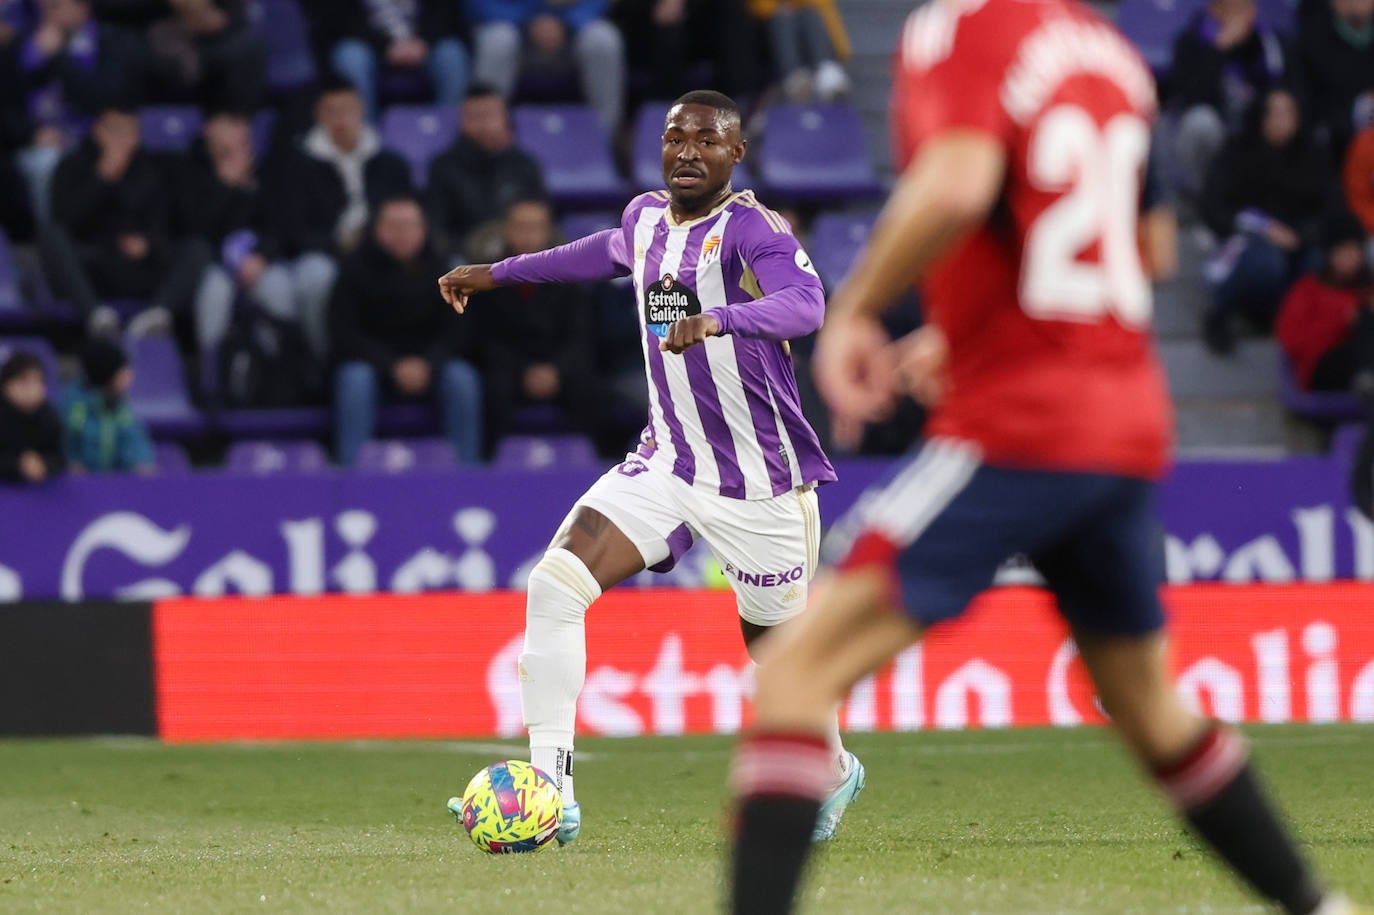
[
  {"left": 61, "top": 337, "right": 155, "bottom": 474},
  {"left": 0, "top": 350, "right": 65, "bottom": 484},
  {"left": 1276, "top": 210, "right": 1374, "bottom": 392}
]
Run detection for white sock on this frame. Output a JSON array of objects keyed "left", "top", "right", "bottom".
[{"left": 521, "top": 548, "right": 601, "bottom": 805}]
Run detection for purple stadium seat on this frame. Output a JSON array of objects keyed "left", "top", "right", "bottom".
[
  {"left": 632, "top": 101, "right": 673, "bottom": 191},
  {"left": 0, "top": 231, "right": 21, "bottom": 313},
  {"left": 1115, "top": 0, "right": 1206, "bottom": 73},
  {"left": 225, "top": 439, "right": 330, "bottom": 474},
  {"left": 139, "top": 106, "right": 203, "bottom": 152},
  {"left": 251, "top": 110, "right": 277, "bottom": 155},
  {"left": 808, "top": 211, "right": 877, "bottom": 289},
  {"left": 126, "top": 335, "right": 205, "bottom": 436},
  {"left": 0, "top": 336, "right": 59, "bottom": 389},
  {"left": 493, "top": 434, "right": 598, "bottom": 470},
  {"left": 381, "top": 105, "right": 460, "bottom": 187},
  {"left": 513, "top": 105, "right": 628, "bottom": 206},
  {"left": 249, "top": 0, "right": 317, "bottom": 92},
  {"left": 355, "top": 438, "right": 457, "bottom": 473},
  {"left": 1279, "top": 354, "right": 1365, "bottom": 423},
  {"left": 153, "top": 441, "right": 192, "bottom": 474},
  {"left": 218, "top": 407, "right": 330, "bottom": 438},
  {"left": 755, "top": 103, "right": 881, "bottom": 202},
  {"left": 559, "top": 211, "right": 618, "bottom": 243},
  {"left": 1257, "top": 0, "right": 1298, "bottom": 32}
]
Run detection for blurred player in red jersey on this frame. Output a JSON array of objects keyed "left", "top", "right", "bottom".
[{"left": 726, "top": 0, "right": 1367, "bottom": 912}]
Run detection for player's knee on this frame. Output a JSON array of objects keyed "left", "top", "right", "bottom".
[{"left": 527, "top": 548, "right": 601, "bottom": 624}]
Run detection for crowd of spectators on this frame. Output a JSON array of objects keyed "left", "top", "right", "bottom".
[
  {"left": 0, "top": 0, "right": 860, "bottom": 477},
  {"left": 1163, "top": 0, "right": 1374, "bottom": 394}
]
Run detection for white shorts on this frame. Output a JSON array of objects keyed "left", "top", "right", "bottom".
[{"left": 561, "top": 455, "right": 821, "bottom": 626}]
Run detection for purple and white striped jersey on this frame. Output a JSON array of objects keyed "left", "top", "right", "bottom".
[{"left": 491, "top": 189, "right": 837, "bottom": 500}]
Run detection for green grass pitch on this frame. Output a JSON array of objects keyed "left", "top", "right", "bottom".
[{"left": 1, "top": 725, "right": 1370, "bottom": 914}]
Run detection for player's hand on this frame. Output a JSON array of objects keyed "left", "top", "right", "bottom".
[
  {"left": 892, "top": 324, "right": 949, "bottom": 408},
  {"left": 438, "top": 264, "right": 497, "bottom": 314},
  {"left": 814, "top": 312, "right": 897, "bottom": 424},
  {"left": 660, "top": 314, "right": 720, "bottom": 354}
]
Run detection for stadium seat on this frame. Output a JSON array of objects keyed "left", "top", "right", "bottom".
[
  {"left": 1278, "top": 354, "right": 1366, "bottom": 423},
  {"left": 493, "top": 434, "right": 598, "bottom": 470},
  {"left": 0, "top": 230, "right": 21, "bottom": 314},
  {"left": 250, "top": 0, "right": 317, "bottom": 92},
  {"left": 1115, "top": 0, "right": 1206, "bottom": 73},
  {"left": 631, "top": 101, "right": 673, "bottom": 191},
  {"left": 217, "top": 407, "right": 331, "bottom": 438},
  {"left": 512, "top": 105, "right": 628, "bottom": 206},
  {"left": 0, "top": 336, "right": 59, "bottom": 389},
  {"left": 251, "top": 110, "right": 277, "bottom": 156},
  {"left": 153, "top": 441, "right": 192, "bottom": 474},
  {"left": 126, "top": 335, "right": 205, "bottom": 436},
  {"left": 1258, "top": 0, "right": 1298, "bottom": 32},
  {"left": 355, "top": 438, "right": 457, "bottom": 473},
  {"left": 807, "top": 211, "right": 877, "bottom": 289},
  {"left": 380, "top": 105, "right": 460, "bottom": 188},
  {"left": 225, "top": 439, "right": 330, "bottom": 475},
  {"left": 139, "top": 106, "right": 204, "bottom": 153},
  {"left": 755, "top": 103, "right": 882, "bottom": 202},
  {"left": 559, "top": 211, "right": 619, "bottom": 243}
]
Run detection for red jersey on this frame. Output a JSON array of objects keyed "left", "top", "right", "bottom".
[{"left": 893, "top": 0, "right": 1173, "bottom": 479}]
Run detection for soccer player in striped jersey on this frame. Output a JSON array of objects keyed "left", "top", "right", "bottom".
[{"left": 438, "top": 90, "right": 864, "bottom": 846}]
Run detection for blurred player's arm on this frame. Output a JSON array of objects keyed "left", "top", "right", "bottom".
[
  {"left": 439, "top": 228, "right": 631, "bottom": 313},
  {"left": 829, "top": 131, "right": 1006, "bottom": 322},
  {"left": 1141, "top": 206, "right": 1178, "bottom": 282},
  {"left": 815, "top": 131, "right": 1005, "bottom": 421}
]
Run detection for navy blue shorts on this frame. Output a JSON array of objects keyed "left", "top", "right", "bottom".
[{"left": 829, "top": 439, "right": 1166, "bottom": 635}]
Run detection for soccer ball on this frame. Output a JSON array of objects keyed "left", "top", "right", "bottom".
[{"left": 453, "top": 760, "right": 563, "bottom": 854}]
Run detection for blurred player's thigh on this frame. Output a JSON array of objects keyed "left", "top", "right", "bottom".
[
  {"left": 558, "top": 454, "right": 698, "bottom": 572},
  {"left": 684, "top": 476, "right": 821, "bottom": 627},
  {"left": 826, "top": 438, "right": 1165, "bottom": 630},
  {"left": 1030, "top": 477, "right": 1166, "bottom": 638}
]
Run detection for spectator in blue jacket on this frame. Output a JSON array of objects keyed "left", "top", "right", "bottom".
[
  {"left": 468, "top": 0, "right": 624, "bottom": 132},
  {"left": 62, "top": 337, "right": 155, "bottom": 474}
]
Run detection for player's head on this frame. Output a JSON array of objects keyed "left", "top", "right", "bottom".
[
  {"left": 314, "top": 77, "right": 365, "bottom": 152},
  {"left": 662, "top": 90, "right": 745, "bottom": 217}
]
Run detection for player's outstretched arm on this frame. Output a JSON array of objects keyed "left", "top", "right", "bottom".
[{"left": 438, "top": 264, "right": 496, "bottom": 314}]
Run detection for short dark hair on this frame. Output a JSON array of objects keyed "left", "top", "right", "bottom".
[
  {"left": 506, "top": 197, "right": 552, "bottom": 216},
  {"left": 376, "top": 194, "right": 425, "bottom": 215},
  {"left": 465, "top": 83, "right": 504, "bottom": 102},
  {"left": 316, "top": 76, "right": 360, "bottom": 103},
  {"left": 672, "top": 90, "right": 741, "bottom": 125},
  {"left": 0, "top": 351, "right": 42, "bottom": 386}
]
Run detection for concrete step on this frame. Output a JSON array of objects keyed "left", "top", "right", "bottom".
[
  {"left": 1174, "top": 398, "right": 1287, "bottom": 452},
  {"left": 1160, "top": 338, "right": 1281, "bottom": 399}
]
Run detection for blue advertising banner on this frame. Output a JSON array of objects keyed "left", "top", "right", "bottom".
[{"left": 0, "top": 452, "right": 1370, "bottom": 600}]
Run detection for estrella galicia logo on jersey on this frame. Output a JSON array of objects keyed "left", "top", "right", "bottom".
[{"left": 645, "top": 273, "right": 702, "bottom": 339}]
